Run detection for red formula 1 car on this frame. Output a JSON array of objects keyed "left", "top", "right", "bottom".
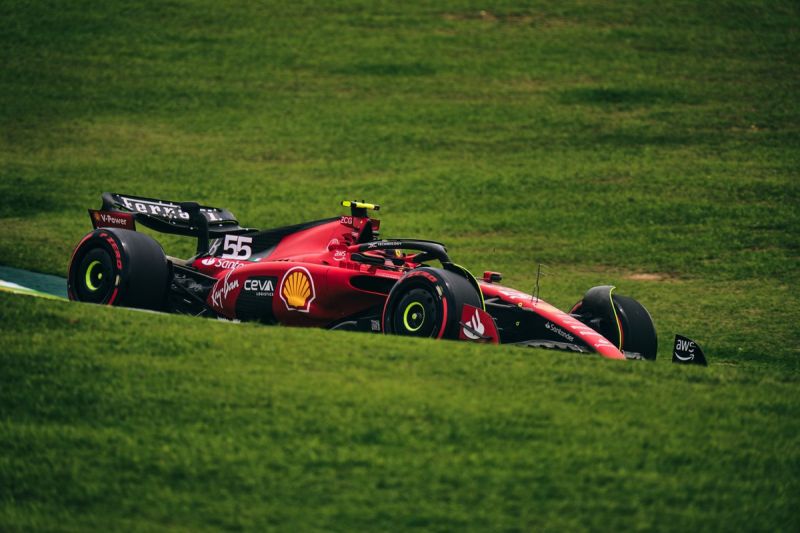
[{"left": 67, "top": 193, "right": 658, "bottom": 360}]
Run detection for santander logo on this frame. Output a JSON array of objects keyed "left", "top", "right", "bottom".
[{"left": 462, "top": 309, "right": 485, "bottom": 340}]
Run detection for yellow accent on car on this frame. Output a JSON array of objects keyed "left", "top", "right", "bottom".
[
  {"left": 85, "top": 260, "right": 102, "bottom": 291},
  {"left": 403, "top": 301, "right": 425, "bottom": 332},
  {"left": 452, "top": 263, "right": 485, "bottom": 310},
  {"left": 607, "top": 286, "right": 623, "bottom": 350},
  {"left": 341, "top": 200, "right": 380, "bottom": 211}
]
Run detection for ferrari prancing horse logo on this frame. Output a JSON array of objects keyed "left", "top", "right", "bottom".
[{"left": 279, "top": 267, "right": 315, "bottom": 312}]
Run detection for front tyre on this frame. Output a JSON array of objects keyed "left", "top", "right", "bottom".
[
  {"left": 570, "top": 286, "right": 658, "bottom": 360},
  {"left": 67, "top": 228, "right": 169, "bottom": 310},
  {"left": 613, "top": 294, "right": 658, "bottom": 361},
  {"left": 382, "top": 267, "right": 482, "bottom": 339}
]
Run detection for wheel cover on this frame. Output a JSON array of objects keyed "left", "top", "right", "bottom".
[
  {"left": 84, "top": 260, "right": 104, "bottom": 291},
  {"left": 74, "top": 247, "right": 116, "bottom": 303},
  {"left": 402, "top": 301, "right": 425, "bottom": 332},
  {"left": 390, "top": 287, "right": 439, "bottom": 337}
]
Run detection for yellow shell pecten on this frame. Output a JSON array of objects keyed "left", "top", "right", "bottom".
[{"left": 283, "top": 270, "right": 311, "bottom": 308}]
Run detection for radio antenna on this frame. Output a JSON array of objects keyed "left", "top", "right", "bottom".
[{"left": 532, "top": 263, "right": 547, "bottom": 305}]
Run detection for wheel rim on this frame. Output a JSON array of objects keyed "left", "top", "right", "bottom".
[
  {"left": 84, "top": 260, "right": 104, "bottom": 291},
  {"left": 391, "top": 287, "right": 439, "bottom": 337},
  {"left": 74, "top": 248, "right": 116, "bottom": 303},
  {"left": 402, "top": 301, "right": 425, "bottom": 332}
]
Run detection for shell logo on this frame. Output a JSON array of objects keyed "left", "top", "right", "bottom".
[{"left": 279, "top": 267, "right": 315, "bottom": 312}]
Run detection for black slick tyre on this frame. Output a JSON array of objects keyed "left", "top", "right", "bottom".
[
  {"left": 382, "top": 267, "right": 482, "bottom": 339},
  {"left": 67, "top": 228, "right": 169, "bottom": 310},
  {"left": 571, "top": 288, "right": 658, "bottom": 360},
  {"left": 612, "top": 294, "right": 658, "bottom": 361}
]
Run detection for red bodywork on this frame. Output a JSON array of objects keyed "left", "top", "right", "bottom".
[{"left": 192, "top": 214, "right": 626, "bottom": 360}]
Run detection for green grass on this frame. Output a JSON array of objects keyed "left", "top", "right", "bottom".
[
  {"left": 2, "top": 294, "right": 799, "bottom": 531},
  {"left": 1, "top": 0, "right": 799, "bottom": 530}
]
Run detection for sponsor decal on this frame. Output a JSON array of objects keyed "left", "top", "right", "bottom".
[
  {"left": 235, "top": 275, "right": 278, "bottom": 323},
  {"left": 545, "top": 321, "right": 575, "bottom": 342},
  {"left": 218, "top": 259, "right": 246, "bottom": 270},
  {"left": 221, "top": 234, "right": 253, "bottom": 260},
  {"left": 207, "top": 238, "right": 222, "bottom": 256},
  {"left": 198, "top": 257, "right": 246, "bottom": 270},
  {"left": 244, "top": 276, "right": 276, "bottom": 297},
  {"left": 593, "top": 339, "right": 616, "bottom": 349},
  {"left": 279, "top": 267, "right": 315, "bottom": 312},
  {"left": 333, "top": 250, "right": 347, "bottom": 261},
  {"left": 210, "top": 270, "right": 239, "bottom": 308},
  {"left": 672, "top": 335, "right": 707, "bottom": 365},
  {"left": 327, "top": 238, "right": 340, "bottom": 248},
  {"left": 458, "top": 305, "right": 499, "bottom": 343},
  {"left": 555, "top": 314, "right": 617, "bottom": 351},
  {"left": 340, "top": 216, "right": 353, "bottom": 226},
  {"left": 89, "top": 210, "right": 135, "bottom": 230},
  {"left": 99, "top": 233, "right": 123, "bottom": 270},
  {"left": 674, "top": 338, "right": 695, "bottom": 361},
  {"left": 462, "top": 308, "right": 485, "bottom": 340},
  {"left": 498, "top": 288, "right": 534, "bottom": 302},
  {"left": 407, "top": 270, "right": 438, "bottom": 283},
  {"left": 366, "top": 241, "right": 402, "bottom": 250},
  {"left": 118, "top": 196, "right": 223, "bottom": 221},
  {"left": 370, "top": 319, "right": 381, "bottom": 332}
]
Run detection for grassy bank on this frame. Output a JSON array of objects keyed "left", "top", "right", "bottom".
[
  {"left": 1, "top": 294, "right": 798, "bottom": 531},
  {"left": 1, "top": 0, "right": 798, "bottom": 529}
]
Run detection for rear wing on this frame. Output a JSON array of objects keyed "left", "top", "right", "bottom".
[
  {"left": 96, "top": 192, "right": 252, "bottom": 253},
  {"left": 100, "top": 192, "right": 243, "bottom": 234}
]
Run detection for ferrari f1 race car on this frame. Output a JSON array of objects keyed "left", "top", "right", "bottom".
[{"left": 67, "top": 193, "right": 658, "bottom": 361}]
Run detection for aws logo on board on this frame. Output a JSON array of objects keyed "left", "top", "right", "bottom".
[{"left": 279, "top": 267, "right": 315, "bottom": 312}]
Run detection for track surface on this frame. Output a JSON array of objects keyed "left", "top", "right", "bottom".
[{"left": 0, "top": 265, "right": 67, "bottom": 299}]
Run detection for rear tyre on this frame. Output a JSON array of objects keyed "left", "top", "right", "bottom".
[
  {"left": 68, "top": 228, "right": 169, "bottom": 310},
  {"left": 382, "top": 267, "right": 481, "bottom": 339}
]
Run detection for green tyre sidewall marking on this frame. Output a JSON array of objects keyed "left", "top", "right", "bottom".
[
  {"left": 402, "top": 301, "right": 425, "bottom": 332},
  {"left": 84, "top": 260, "right": 103, "bottom": 291}
]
